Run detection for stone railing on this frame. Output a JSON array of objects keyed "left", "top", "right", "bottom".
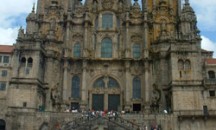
[
  {"left": 175, "top": 110, "right": 216, "bottom": 118},
  {"left": 204, "top": 78, "right": 216, "bottom": 85}
]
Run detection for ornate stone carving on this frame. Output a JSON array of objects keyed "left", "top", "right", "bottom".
[
  {"left": 150, "top": 84, "right": 161, "bottom": 113},
  {"left": 74, "top": 3, "right": 84, "bottom": 18},
  {"left": 131, "top": 35, "right": 142, "bottom": 43},
  {"left": 130, "top": 62, "right": 144, "bottom": 75},
  {"left": 102, "top": 0, "right": 114, "bottom": 10}
]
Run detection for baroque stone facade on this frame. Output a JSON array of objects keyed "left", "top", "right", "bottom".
[{"left": 1, "top": 0, "right": 216, "bottom": 129}]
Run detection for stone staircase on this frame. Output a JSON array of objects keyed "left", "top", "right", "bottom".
[{"left": 61, "top": 114, "right": 141, "bottom": 130}]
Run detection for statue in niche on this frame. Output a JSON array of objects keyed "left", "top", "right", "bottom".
[
  {"left": 50, "top": 18, "right": 56, "bottom": 31},
  {"left": 51, "top": 83, "right": 62, "bottom": 111},
  {"left": 150, "top": 84, "right": 161, "bottom": 113},
  {"left": 161, "top": 20, "right": 167, "bottom": 32},
  {"left": 159, "top": 19, "right": 170, "bottom": 40},
  {"left": 93, "top": 0, "right": 98, "bottom": 11},
  {"left": 118, "top": 0, "right": 123, "bottom": 11}
]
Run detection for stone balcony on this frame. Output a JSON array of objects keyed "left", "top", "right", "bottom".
[{"left": 204, "top": 78, "right": 216, "bottom": 86}]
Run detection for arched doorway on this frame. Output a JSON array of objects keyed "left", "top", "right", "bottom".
[
  {"left": 0, "top": 119, "right": 6, "bottom": 130},
  {"left": 91, "top": 76, "right": 121, "bottom": 111}
]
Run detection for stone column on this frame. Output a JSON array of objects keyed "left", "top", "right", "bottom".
[
  {"left": 104, "top": 93, "right": 108, "bottom": 111},
  {"left": 124, "top": 61, "right": 131, "bottom": 111},
  {"left": 144, "top": 10, "right": 148, "bottom": 49},
  {"left": 81, "top": 60, "right": 87, "bottom": 110},
  {"left": 45, "top": 58, "right": 54, "bottom": 111},
  {"left": 12, "top": 50, "right": 21, "bottom": 77},
  {"left": 83, "top": 17, "right": 88, "bottom": 58},
  {"left": 125, "top": 12, "right": 130, "bottom": 58},
  {"left": 63, "top": 60, "right": 69, "bottom": 100},
  {"left": 144, "top": 60, "right": 151, "bottom": 113}
]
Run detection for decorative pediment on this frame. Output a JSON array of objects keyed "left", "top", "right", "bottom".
[
  {"left": 131, "top": 35, "right": 142, "bottom": 43},
  {"left": 72, "top": 33, "right": 83, "bottom": 41}
]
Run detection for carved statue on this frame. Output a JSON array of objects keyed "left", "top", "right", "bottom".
[
  {"left": 18, "top": 26, "right": 25, "bottom": 38},
  {"left": 51, "top": 83, "right": 61, "bottom": 107},
  {"left": 150, "top": 84, "right": 161, "bottom": 113}
]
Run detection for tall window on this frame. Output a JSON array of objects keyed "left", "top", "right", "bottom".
[
  {"left": 74, "top": 43, "right": 81, "bottom": 58},
  {"left": 178, "top": 60, "right": 184, "bottom": 70},
  {"left": 3, "top": 56, "right": 9, "bottom": 63},
  {"left": 133, "top": 44, "right": 141, "bottom": 59},
  {"left": 133, "top": 77, "right": 141, "bottom": 99},
  {"left": 27, "top": 57, "right": 33, "bottom": 67},
  {"left": 102, "top": 13, "right": 113, "bottom": 29},
  {"left": 20, "top": 57, "right": 26, "bottom": 66},
  {"left": 208, "top": 71, "right": 215, "bottom": 79},
  {"left": 0, "top": 82, "right": 6, "bottom": 91},
  {"left": 71, "top": 76, "right": 80, "bottom": 99},
  {"left": 101, "top": 38, "right": 112, "bottom": 58},
  {"left": 184, "top": 60, "right": 191, "bottom": 70},
  {"left": 1, "top": 70, "right": 7, "bottom": 77}
]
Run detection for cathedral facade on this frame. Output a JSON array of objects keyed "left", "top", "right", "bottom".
[{"left": 1, "top": 0, "right": 216, "bottom": 129}]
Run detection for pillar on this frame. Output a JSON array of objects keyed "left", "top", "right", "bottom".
[
  {"left": 125, "top": 61, "right": 131, "bottom": 111},
  {"left": 81, "top": 60, "right": 88, "bottom": 110},
  {"left": 125, "top": 12, "right": 130, "bottom": 58},
  {"left": 63, "top": 60, "right": 69, "bottom": 100},
  {"left": 144, "top": 60, "right": 151, "bottom": 113}
]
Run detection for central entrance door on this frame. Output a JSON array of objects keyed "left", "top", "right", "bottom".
[
  {"left": 108, "top": 94, "right": 120, "bottom": 111},
  {"left": 0, "top": 119, "right": 5, "bottom": 130},
  {"left": 92, "top": 76, "right": 121, "bottom": 111},
  {"left": 92, "top": 94, "right": 104, "bottom": 111}
]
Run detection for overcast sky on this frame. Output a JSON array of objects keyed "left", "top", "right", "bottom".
[{"left": 0, "top": 0, "right": 216, "bottom": 57}]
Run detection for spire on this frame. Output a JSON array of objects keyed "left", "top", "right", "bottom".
[
  {"left": 32, "top": 3, "right": 35, "bottom": 13},
  {"left": 185, "top": 0, "right": 189, "bottom": 5}
]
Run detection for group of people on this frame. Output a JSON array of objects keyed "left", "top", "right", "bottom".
[{"left": 82, "top": 109, "right": 119, "bottom": 120}]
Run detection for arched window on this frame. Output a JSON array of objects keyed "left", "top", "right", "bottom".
[
  {"left": 101, "top": 38, "right": 112, "bottom": 58},
  {"left": 178, "top": 59, "right": 184, "bottom": 70},
  {"left": 102, "top": 13, "right": 113, "bottom": 29},
  {"left": 184, "top": 60, "right": 191, "bottom": 70},
  {"left": 20, "top": 57, "right": 26, "bottom": 66},
  {"left": 108, "top": 77, "right": 120, "bottom": 88},
  {"left": 208, "top": 71, "right": 215, "bottom": 79},
  {"left": 133, "top": 77, "right": 141, "bottom": 99},
  {"left": 71, "top": 76, "right": 80, "bottom": 99},
  {"left": 93, "top": 77, "right": 105, "bottom": 88},
  {"left": 74, "top": 43, "right": 81, "bottom": 58},
  {"left": 27, "top": 57, "right": 33, "bottom": 67},
  {"left": 133, "top": 44, "right": 141, "bottom": 59}
]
